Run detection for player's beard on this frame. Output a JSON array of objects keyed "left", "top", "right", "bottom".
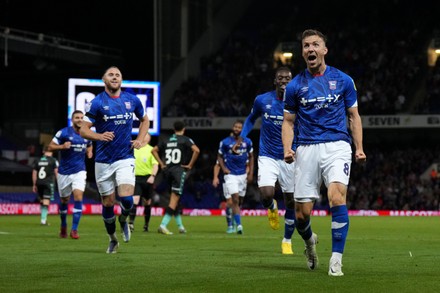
[
  {"left": 105, "top": 80, "right": 121, "bottom": 94},
  {"left": 73, "top": 121, "right": 82, "bottom": 131}
]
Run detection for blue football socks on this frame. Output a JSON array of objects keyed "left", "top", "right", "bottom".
[
  {"left": 284, "top": 208, "right": 296, "bottom": 240},
  {"left": 71, "top": 200, "right": 82, "bottom": 231},
  {"left": 59, "top": 202, "right": 68, "bottom": 228},
  {"left": 331, "top": 205, "right": 349, "bottom": 253}
]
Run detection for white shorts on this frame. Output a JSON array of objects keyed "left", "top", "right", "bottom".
[
  {"left": 57, "top": 171, "right": 87, "bottom": 198},
  {"left": 222, "top": 182, "right": 231, "bottom": 198},
  {"left": 294, "top": 141, "right": 352, "bottom": 202},
  {"left": 223, "top": 173, "right": 247, "bottom": 198},
  {"left": 257, "top": 156, "right": 295, "bottom": 193},
  {"left": 95, "top": 158, "right": 135, "bottom": 196}
]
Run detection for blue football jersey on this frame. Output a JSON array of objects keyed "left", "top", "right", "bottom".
[
  {"left": 218, "top": 136, "right": 253, "bottom": 175},
  {"left": 284, "top": 66, "right": 357, "bottom": 144},
  {"left": 52, "top": 126, "right": 92, "bottom": 175},
  {"left": 84, "top": 91, "right": 145, "bottom": 163},
  {"left": 241, "top": 90, "right": 285, "bottom": 160}
]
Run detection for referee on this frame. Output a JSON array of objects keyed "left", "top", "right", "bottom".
[{"left": 130, "top": 133, "right": 159, "bottom": 232}]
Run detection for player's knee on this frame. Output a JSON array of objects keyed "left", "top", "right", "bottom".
[
  {"left": 101, "top": 197, "right": 114, "bottom": 207},
  {"left": 259, "top": 186, "right": 273, "bottom": 199},
  {"left": 295, "top": 207, "right": 311, "bottom": 222},
  {"left": 329, "top": 194, "right": 346, "bottom": 207},
  {"left": 165, "top": 206, "right": 175, "bottom": 216},
  {"left": 173, "top": 208, "right": 181, "bottom": 216}
]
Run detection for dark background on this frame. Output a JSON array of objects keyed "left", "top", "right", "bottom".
[{"left": 0, "top": 0, "right": 155, "bottom": 79}]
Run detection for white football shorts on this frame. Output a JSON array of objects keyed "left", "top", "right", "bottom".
[
  {"left": 257, "top": 156, "right": 295, "bottom": 193},
  {"left": 95, "top": 158, "right": 135, "bottom": 196},
  {"left": 223, "top": 173, "right": 247, "bottom": 198},
  {"left": 294, "top": 141, "right": 352, "bottom": 202},
  {"left": 57, "top": 171, "right": 87, "bottom": 198}
]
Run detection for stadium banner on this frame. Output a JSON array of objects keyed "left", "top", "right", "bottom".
[
  {"left": 1, "top": 204, "right": 439, "bottom": 216},
  {"left": 161, "top": 115, "right": 440, "bottom": 130},
  {"left": 362, "top": 115, "right": 440, "bottom": 128}
]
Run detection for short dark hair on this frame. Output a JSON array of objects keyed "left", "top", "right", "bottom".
[
  {"left": 302, "top": 29, "right": 327, "bottom": 44},
  {"left": 234, "top": 119, "right": 244, "bottom": 126},
  {"left": 276, "top": 66, "right": 291, "bottom": 74},
  {"left": 275, "top": 66, "right": 292, "bottom": 77},
  {"left": 174, "top": 120, "right": 185, "bottom": 131},
  {"left": 71, "top": 110, "right": 83, "bottom": 118},
  {"left": 102, "top": 66, "right": 121, "bottom": 78}
]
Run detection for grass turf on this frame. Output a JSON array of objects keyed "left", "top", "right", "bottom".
[{"left": 0, "top": 215, "right": 439, "bottom": 292}]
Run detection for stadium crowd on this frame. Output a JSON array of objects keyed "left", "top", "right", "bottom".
[{"left": 163, "top": 1, "right": 433, "bottom": 117}]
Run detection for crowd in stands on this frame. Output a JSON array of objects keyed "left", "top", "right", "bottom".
[
  {"left": 164, "top": 1, "right": 435, "bottom": 117},
  {"left": 415, "top": 57, "right": 440, "bottom": 114},
  {"left": 347, "top": 146, "right": 440, "bottom": 210}
]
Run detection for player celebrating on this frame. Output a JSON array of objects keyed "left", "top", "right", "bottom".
[
  {"left": 282, "top": 29, "right": 366, "bottom": 276},
  {"left": 240, "top": 66, "right": 297, "bottom": 254},
  {"left": 48, "top": 110, "right": 93, "bottom": 239},
  {"left": 217, "top": 120, "right": 254, "bottom": 234},
  {"left": 80, "top": 66, "right": 150, "bottom": 253}
]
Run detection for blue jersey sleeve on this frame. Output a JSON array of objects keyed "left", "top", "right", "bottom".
[
  {"left": 241, "top": 97, "right": 262, "bottom": 138},
  {"left": 84, "top": 97, "right": 101, "bottom": 124},
  {"left": 284, "top": 76, "right": 300, "bottom": 114},
  {"left": 344, "top": 77, "right": 358, "bottom": 108},
  {"left": 218, "top": 140, "right": 226, "bottom": 156},
  {"left": 133, "top": 95, "right": 146, "bottom": 120}
]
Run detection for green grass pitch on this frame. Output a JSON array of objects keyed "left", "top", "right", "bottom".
[{"left": 0, "top": 215, "right": 439, "bottom": 292}]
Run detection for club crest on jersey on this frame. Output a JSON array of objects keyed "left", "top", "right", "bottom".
[
  {"left": 329, "top": 81, "right": 337, "bottom": 90},
  {"left": 125, "top": 102, "right": 131, "bottom": 109}
]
